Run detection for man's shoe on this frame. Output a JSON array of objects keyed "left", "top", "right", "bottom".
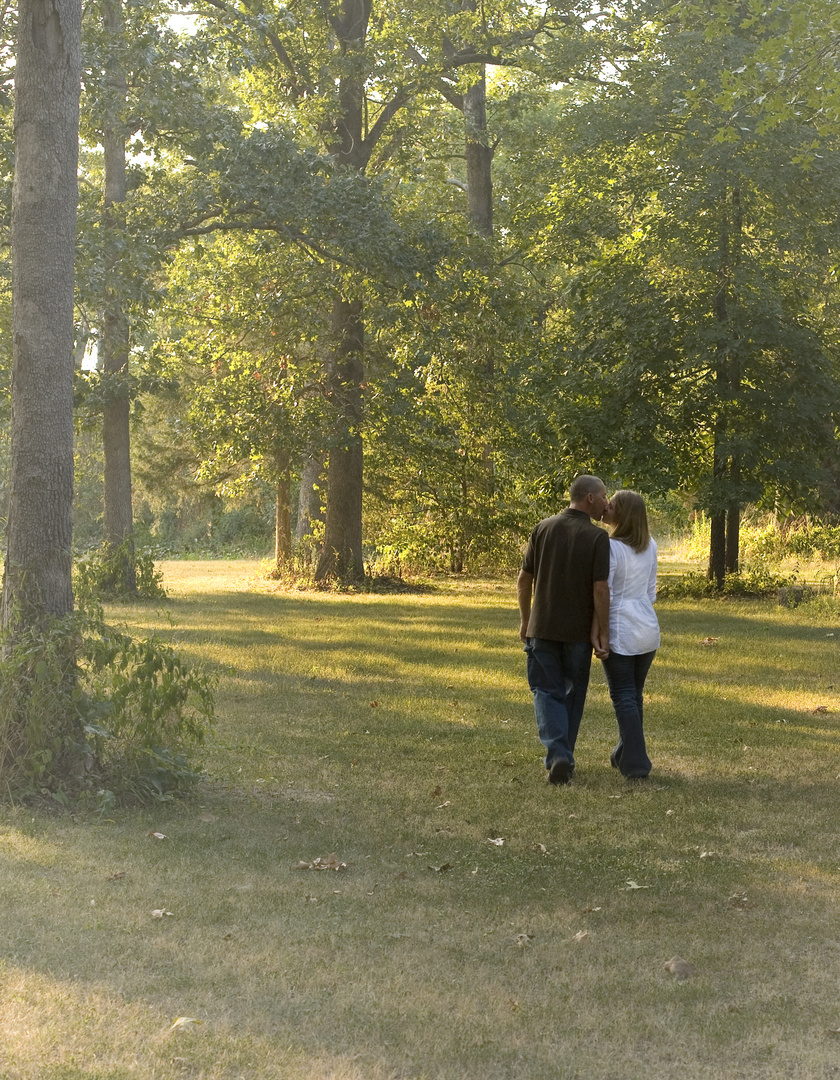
[{"left": 548, "top": 758, "right": 573, "bottom": 786}]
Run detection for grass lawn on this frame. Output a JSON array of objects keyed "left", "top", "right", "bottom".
[{"left": 2, "top": 560, "right": 840, "bottom": 1080}]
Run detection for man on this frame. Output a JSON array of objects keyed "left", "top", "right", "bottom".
[{"left": 517, "top": 475, "right": 610, "bottom": 785}]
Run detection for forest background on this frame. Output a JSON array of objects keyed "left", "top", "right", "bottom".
[{"left": 2, "top": 0, "right": 840, "bottom": 592}]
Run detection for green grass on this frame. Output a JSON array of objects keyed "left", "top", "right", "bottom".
[{"left": 2, "top": 560, "right": 840, "bottom": 1079}]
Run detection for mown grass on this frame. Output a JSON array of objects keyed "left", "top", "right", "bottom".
[{"left": 1, "top": 560, "right": 840, "bottom": 1080}]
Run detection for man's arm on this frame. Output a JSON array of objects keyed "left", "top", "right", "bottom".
[
  {"left": 592, "top": 578, "right": 610, "bottom": 658},
  {"left": 517, "top": 569, "right": 534, "bottom": 643}
]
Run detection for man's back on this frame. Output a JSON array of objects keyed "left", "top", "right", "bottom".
[{"left": 523, "top": 508, "right": 609, "bottom": 641}]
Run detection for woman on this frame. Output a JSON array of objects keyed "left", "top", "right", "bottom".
[{"left": 600, "top": 490, "right": 660, "bottom": 779}]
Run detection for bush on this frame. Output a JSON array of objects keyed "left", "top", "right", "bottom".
[
  {"left": 658, "top": 564, "right": 796, "bottom": 600},
  {"left": 73, "top": 541, "right": 166, "bottom": 602},
  {"left": 0, "top": 602, "right": 215, "bottom": 805}
]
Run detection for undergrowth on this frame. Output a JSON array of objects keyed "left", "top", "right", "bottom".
[{"left": 0, "top": 601, "right": 215, "bottom": 807}]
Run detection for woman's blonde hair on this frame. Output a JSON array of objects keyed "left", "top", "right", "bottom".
[{"left": 609, "top": 490, "right": 651, "bottom": 553}]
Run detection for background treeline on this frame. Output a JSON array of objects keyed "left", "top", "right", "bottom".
[{"left": 3, "top": 0, "right": 840, "bottom": 584}]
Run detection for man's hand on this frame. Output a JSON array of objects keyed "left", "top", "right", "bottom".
[
  {"left": 592, "top": 579, "right": 610, "bottom": 659},
  {"left": 517, "top": 569, "right": 533, "bottom": 643}
]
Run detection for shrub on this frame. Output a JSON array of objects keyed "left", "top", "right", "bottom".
[
  {"left": 0, "top": 602, "right": 215, "bottom": 805},
  {"left": 658, "top": 564, "right": 796, "bottom": 600},
  {"left": 73, "top": 540, "right": 166, "bottom": 602}
]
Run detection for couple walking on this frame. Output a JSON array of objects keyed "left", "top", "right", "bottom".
[{"left": 517, "top": 475, "right": 660, "bottom": 784}]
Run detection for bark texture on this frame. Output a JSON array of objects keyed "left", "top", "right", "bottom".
[{"left": 2, "top": 0, "right": 81, "bottom": 625}]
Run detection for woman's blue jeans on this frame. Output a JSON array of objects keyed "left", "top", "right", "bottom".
[
  {"left": 601, "top": 650, "right": 656, "bottom": 778},
  {"left": 524, "top": 638, "right": 592, "bottom": 772}
]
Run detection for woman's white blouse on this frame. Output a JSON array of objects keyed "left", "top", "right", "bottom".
[{"left": 608, "top": 537, "right": 661, "bottom": 656}]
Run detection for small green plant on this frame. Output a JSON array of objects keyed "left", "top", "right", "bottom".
[
  {"left": 73, "top": 540, "right": 166, "bottom": 602},
  {"left": 0, "top": 601, "right": 215, "bottom": 804}
]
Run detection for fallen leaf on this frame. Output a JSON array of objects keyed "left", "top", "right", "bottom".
[
  {"left": 369, "top": 701, "right": 379, "bottom": 707},
  {"left": 514, "top": 932, "right": 534, "bottom": 947},
  {"left": 622, "top": 880, "right": 650, "bottom": 890},
  {"left": 532, "top": 843, "right": 548, "bottom": 854},
  {"left": 700, "top": 851, "right": 719, "bottom": 860},
  {"left": 700, "top": 636, "right": 719, "bottom": 646},
  {"left": 582, "top": 906, "right": 601, "bottom": 913},
  {"left": 151, "top": 909, "right": 173, "bottom": 919},
  {"left": 813, "top": 705, "right": 831, "bottom": 714},
  {"left": 436, "top": 801, "right": 451, "bottom": 809},
  {"left": 664, "top": 956, "right": 694, "bottom": 980},
  {"left": 295, "top": 853, "right": 348, "bottom": 871},
  {"left": 170, "top": 1016, "right": 203, "bottom": 1031},
  {"left": 146, "top": 831, "right": 167, "bottom": 840},
  {"left": 487, "top": 837, "right": 505, "bottom": 846},
  {"left": 572, "top": 929, "right": 589, "bottom": 942},
  {"left": 727, "top": 891, "right": 754, "bottom": 909},
  {"left": 508, "top": 998, "right": 520, "bottom": 1011}
]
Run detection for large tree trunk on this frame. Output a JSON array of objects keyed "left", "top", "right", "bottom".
[
  {"left": 1, "top": 0, "right": 82, "bottom": 627},
  {"left": 314, "top": 0, "right": 370, "bottom": 584},
  {"left": 100, "top": 0, "right": 135, "bottom": 592},
  {"left": 315, "top": 299, "right": 365, "bottom": 582}
]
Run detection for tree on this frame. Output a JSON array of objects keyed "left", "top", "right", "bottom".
[
  {"left": 2, "top": 0, "right": 82, "bottom": 625},
  {"left": 525, "top": 0, "right": 840, "bottom": 584}
]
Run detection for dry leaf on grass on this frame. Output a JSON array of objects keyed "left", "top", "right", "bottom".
[
  {"left": 487, "top": 837, "right": 505, "bottom": 846},
  {"left": 664, "top": 956, "right": 694, "bottom": 980},
  {"left": 151, "top": 909, "right": 174, "bottom": 919},
  {"left": 700, "top": 636, "right": 719, "bottom": 646},
  {"left": 514, "top": 932, "right": 534, "bottom": 948},
  {"left": 813, "top": 705, "right": 831, "bottom": 714},
  {"left": 169, "top": 1017, "right": 203, "bottom": 1031},
  {"left": 622, "top": 880, "right": 650, "bottom": 890},
  {"left": 294, "top": 853, "right": 348, "bottom": 871},
  {"left": 727, "top": 891, "right": 754, "bottom": 909},
  {"left": 146, "top": 831, "right": 167, "bottom": 840},
  {"left": 571, "top": 929, "right": 589, "bottom": 942}
]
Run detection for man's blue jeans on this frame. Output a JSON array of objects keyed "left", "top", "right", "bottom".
[
  {"left": 601, "top": 650, "right": 656, "bottom": 778},
  {"left": 524, "top": 638, "right": 592, "bottom": 772}
]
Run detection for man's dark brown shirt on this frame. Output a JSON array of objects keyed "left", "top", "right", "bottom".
[{"left": 522, "top": 508, "right": 610, "bottom": 641}]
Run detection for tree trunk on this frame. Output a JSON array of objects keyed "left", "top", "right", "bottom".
[
  {"left": 274, "top": 463, "right": 291, "bottom": 567},
  {"left": 100, "top": 0, "right": 135, "bottom": 592},
  {"left": 1, "top": 0, "right": 82, "bottom": 627},
  {"left": 707, "top": 187, "right": 741, "bottom": 588},
  {"left": 315, "top": 298, "right": 365, "bottom": 582},
  {"left": 314, "top": 1, "right": 371, "bottom": 584},
  {"left": 725, "top": 501, "right": 740, "bottom": 575},
  {"left": 464, "top": 69, "right": 493, "bottom": 238},
  {"left": 295, "top": 451, "right": 325, "bottom": 543}
]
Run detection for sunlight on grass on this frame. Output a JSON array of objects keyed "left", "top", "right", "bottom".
[{"left": 1, "top": 562, "right": 839, "bottom": 1080}]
